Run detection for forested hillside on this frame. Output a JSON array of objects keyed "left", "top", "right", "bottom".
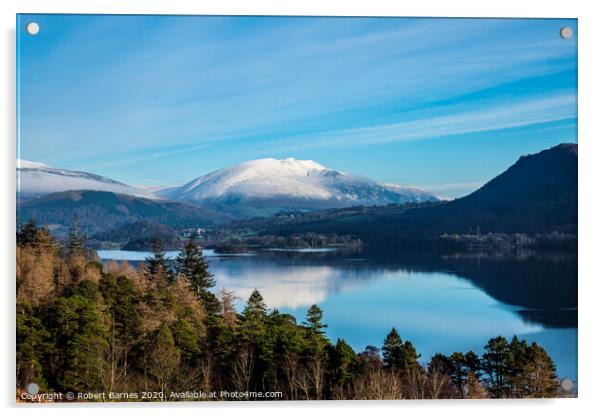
[
  {"left": 17, "top": 190, "right": 231, "bottom": 237},
  {"left": 17, "top": 220, "right": 564, "bottom": 401},
  {"left": 240, "top": 144, "right": 577, "bottom": 251}
]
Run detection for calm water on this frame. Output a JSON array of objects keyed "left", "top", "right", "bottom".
[{"left": 98, "top": 249, "right": 577, "bottom": 380}]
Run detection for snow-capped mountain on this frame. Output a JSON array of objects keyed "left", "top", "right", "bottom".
[
  {"left": 382, "top": 183, "right": 441, "bottom": 202},
  {"left": 161, "top": 158, "right": 437, "bottom": 216},
  {"left": 17, "top": 159, "right": 155, "bottom": 200}
]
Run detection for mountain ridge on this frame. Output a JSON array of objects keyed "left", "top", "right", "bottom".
[
  {"left": 243, "top": 143, "right": 578, "bottom": 247},
  {"left": 161, "top": 157, "right": 437, "bottom": 217},
  {"left": 17, "top": 159, "right": 156, "bottom": 200},
  {"left": 17, "top": 190, "right": 231, "bottom": 237}
]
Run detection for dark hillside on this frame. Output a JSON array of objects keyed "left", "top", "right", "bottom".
[
  {"left": 17, "top": 190, "right": 231, "bottom": 236},
  {"left": 255, "top": 144, "right": 578, "bottom": 247}
]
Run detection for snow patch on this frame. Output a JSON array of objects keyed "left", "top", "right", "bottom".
[
  {"left": 17, "top": 160, "right": 157, "bottom": 199},
  {"left": 166, "top": 157, "right": 437, "bottom": 208}
]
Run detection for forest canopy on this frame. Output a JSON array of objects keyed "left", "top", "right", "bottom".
[{"left": 17, "top": 220, "right": 565, "bottom": 401}]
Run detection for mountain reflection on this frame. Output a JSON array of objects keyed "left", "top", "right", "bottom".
[
  {"left": 209, "top": 258, "right": 369, "bottom": 309},
  {"left": 99, "top": 250, "right": 577, "bottom": 379},
  {"left": 206, "top": 251, "right": 577, "bottom": 329},
  {"left": 100, "top": 250, "right": 577, "bottom": 329}
]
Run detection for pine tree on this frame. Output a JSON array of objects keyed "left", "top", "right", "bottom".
[
  {"left": 464, "top": 351, "right": 481, "bottom": 377},
  {"left": 145, "top": 236, "right": 174, "bottom": 283},
  {"left": 481, "top": 337, "right": 558, "bottom": 398},
  {"left": 52, "top": 293, "right": 108, "bottom": 391},
  {"left": 175, "top": 238, "right": 218, "bottom": 312},
  {"left": 382, "top": 327, "right": 419, "bottom": 374},
  {"left": 428, "top": 353, "right": 452, "bottom": 375},
  {"left": 99, "top": 273, "right": 141, "bottom": 390},
  {"left": 147, "top": 324, "right": 181, "bottom": 394},
  {"left": 382, "top": 327, "right": 404, "bottom": 370},
  {"left": 481, "top": 336, "right": 510, "bottom": 398},
  {"left": 15, "top": 222, "right": 566, "bottom": 401},
  {"left": 238, "top": 289, "right": 270, "bottom": 390},
  {"left": 449, "top": 352, "right": 469, "bottom": 397},
  {"left": 17, "top": 218, "right": 39, "bottom": 246},
  {"left": 303, "top": 304, "right": 327, "bottom": 336},
  {"left": 330, "top": 338, "right": 358, "bottom": 385},
  {"left": 170, "top": 318, "right": 201, "bottom": 362},
  {"left": 296, "top": 305, "right": 329, "bottom": 398},
  {"left": 523, "top": 343, "right": 558, "bottom": 398},
  {"left": 243, "top": 289, "right": 267, "bottom": 319},
  {"left": 507, "top": 335, "right": 529, "bottom": 397},
  {"left": 241, "top": 289, "right": 268, "bottom": 346},
  {"left": 401, "top": 340, "right": 420, "bottom": 373},
  {"left": 67, "top": 218, "right": 85, "bottom": 255},
  {"left": 16, "top": 302, "right": 51, "bottom": 388}
]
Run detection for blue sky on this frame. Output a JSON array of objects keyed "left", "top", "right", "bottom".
[{"left": 17, "top": 15, "right": 577, "bottom": 198}]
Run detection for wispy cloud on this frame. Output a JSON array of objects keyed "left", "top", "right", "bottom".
[
  {"left": 75, "top": 142, "right": 213, "bottom": 171},
  {"left": 422, "top": 181, "right": 487, "bottom": 200},
  {"left": 265, "top": 94, "right": 576, "bottom": 152},
  {"left": 17, "top": 15, "right": 577, "bottom": 191}
]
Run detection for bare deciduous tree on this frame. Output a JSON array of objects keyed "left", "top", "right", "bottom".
[
  {"left": 231, "top": 344, "right": 255, "bottom": 393},
  {"left": 219, "top": 289, "right": 238, "bottom": 326},
  {"left": 353, "top": 369, "right": 403, "bottom": 400}
]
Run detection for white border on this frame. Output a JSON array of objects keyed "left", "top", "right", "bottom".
[{"left": 2, "top": 1, "right": 601, "bottom": 415}]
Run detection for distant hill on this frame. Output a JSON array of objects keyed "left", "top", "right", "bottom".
[
  {"left": 17, "top": 159, "right": 155, "bottom": 200},
  {"left": 160, "top": 157, "right": 437, "bottom": 218},
  {"left": 429, "top": 142, "right": 577, "bottom": 234},
  {"left": 18, "top": 144, "right": 577, "bottom": 251},
  {"left": 17, "top": 190, "right": 231, "bottom": 237},
  {"left": 90, "top": 220, "right": 180, "bottom": 250},
  {"left": 248, "top": 144, "right": 578, "bottom": 247},
  {"left": 379, "top": 142, "right": 578, "bottom": 239}
]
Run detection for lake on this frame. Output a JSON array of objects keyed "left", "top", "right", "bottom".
[{"left": 97, "top": 249, "right": 577, "bottom": 381}]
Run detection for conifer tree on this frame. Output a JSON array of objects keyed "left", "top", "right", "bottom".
[
  {"left": 428, "top": 353, "right": 452, "bottom": 375},
  {"left": 464, "top": 351, "right": 481, "bottom": 378},
  {"left": 241, "top": 289, "right": 269, "bottom": 346},
  {"left": 17, "top": 219, "right": 57, "bottom": 253},
  {"left": 16, "top": 302, "right": 51, "bottom": 388},
  {"left": 449, "top": 352, "right": 468, "bottom": 396},
  {"left": 382, "top": 327, "right": 404, "bottom": 370},
  {"left": 330, "top": 338, "right": 358, "bottom": 385},
  {"left": 238, "top": 289, "right": 270, "bottom": 390},
  {"left": 175, "top": 238, "right": 218, "bottom": 312},
  {"left": 382, "top": 327, "right": 419, "bottom": 374},
  {"left": 67, "top": 218, "right": 85, "bottom": 255},
  {"left": 401, "top": 340, "right": 420, "bottom": 373},
  {"left": 507, "top": 335, "right": 529, "bottom": 397},
  {"left": 301, "top": 304, "right": 329, "bottom": 399},
  {"left": 303, "top": 304, "right": 327, "bottom": 336},
  {"left": 145, "top": 236, "right": 174, "bottom": 283},
  {"left": 147, "top": 324, "right": 181, "bottom": 394},
  {"left": 52, "top": 293, "right": 108, "bottom": 391},
  {"left": 15, "top": 226, "right": 566, "bottom": 401},
  {"left": 481, "top": 336, "right": 510, "bottom": 398},
  {"left": 523, "top": 343, "right": 558, "bottom": 398},
  {"left": 99, "top": 273, "right": 141, "bottom": 389},
  {"left": 243, "top": 289, "right": 268, "bottom": 319},
  {"left": 17, "top": 218, "right": 39, "bottom": 246}
]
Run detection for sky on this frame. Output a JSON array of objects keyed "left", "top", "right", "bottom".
[{"left": 17, "top": 15, "right": 577, "bottom": 198}]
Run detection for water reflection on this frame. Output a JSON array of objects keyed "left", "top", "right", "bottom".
[
  {"left": 206, "top": 252, "right": 577, "bottom": 328},
  {"left": 99, "top": 250, "right": 577, "bottom": 379},
  {"left": 211, "top": 260, "right": 350, "bottom": 308}
]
